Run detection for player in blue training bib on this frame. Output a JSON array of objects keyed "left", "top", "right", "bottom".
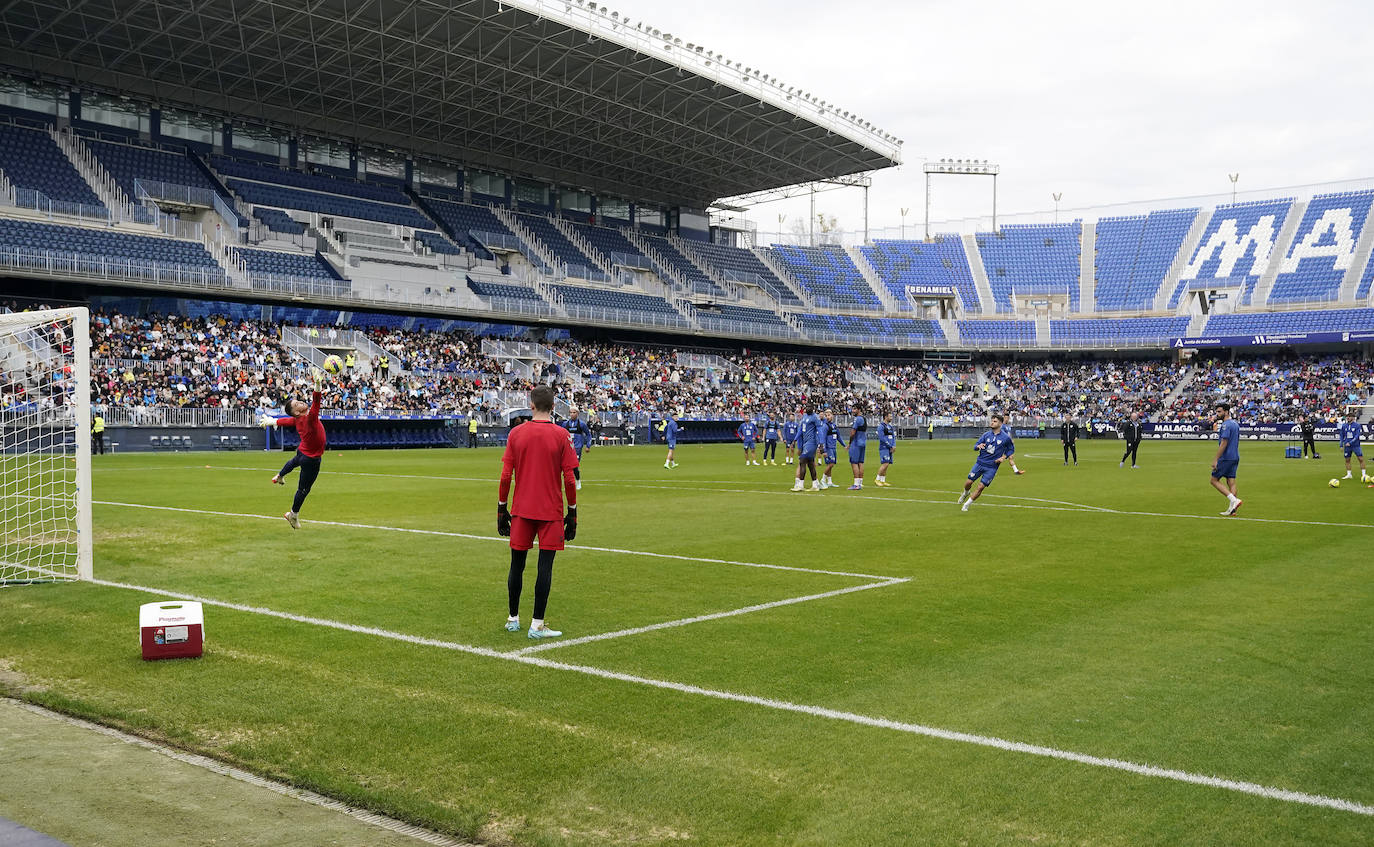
[
  {"left": 738, "top": 418, "right": 759, "bottom": 466},
  {"left": 875, "top": 410, "right": 896, "bottom": 487},
  {"left": 958, "top": 414, "right": 1017, "bottom": 512},
  {"left": 1209, "top": 403, "right": 1243, "bottom": 516},
  {"left": 792, "top": 406, "right": 822, "bottom": 491},
  {"left": 1338, "top": 410, "right": 1368, "bottom": 482},
  {"left": 846, "top": 403, "right": 868, "bottom": 490},
  {"left": 782, "top": 413, "right": 801, "bottom": 465}
]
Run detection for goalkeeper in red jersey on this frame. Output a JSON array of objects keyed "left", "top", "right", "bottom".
[
  {"left": 262, "top": 369, "right": 328, "bottom": 529},
  {"left": 498, "top": 385, "right": 579, "bottom": 639}
]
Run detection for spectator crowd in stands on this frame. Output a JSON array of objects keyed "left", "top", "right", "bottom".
[{"left": 2, "top": 300, "right": 1370, "bottom": 426}]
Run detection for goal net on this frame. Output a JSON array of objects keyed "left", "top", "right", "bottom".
[{"left": 0, "top": 306, "right": 91, "bottom": 584}]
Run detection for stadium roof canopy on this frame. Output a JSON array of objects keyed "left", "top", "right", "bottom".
[{"left": 0, "top": 0, "right": 903, "bottom": 208}]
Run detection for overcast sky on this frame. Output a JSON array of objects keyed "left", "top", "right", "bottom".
[{"left": 615, "top": 0, "right": 1374, "bottom": 236}]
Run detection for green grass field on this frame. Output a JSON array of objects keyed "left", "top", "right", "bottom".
[{"left": 2, "top": 438, "right": 1373, "bottom": 846}]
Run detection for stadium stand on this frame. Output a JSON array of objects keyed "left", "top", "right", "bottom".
[
  {"left": 1269, "top": 190, "right": 1374, "bottom": 304},
  {"left": 1171, "top": 198, "right": 1294, "bottom": 307},
  {"left": 1050, "top": 317, "right": 1191, "bottom": 345},
  {"left": 1093, "top": 209, "right": 1198, "bottom": 311},
  {"left": 413, "top": 230, "right": 462, "bottom": 255},
  {"left": 1203, "top": 308, "right": 1374, "bottom": 335},
  {"left": 689, "top": 242, "right": 804, "bottom": 306},
  {"left": 795, "top": 314, "right": 945, "bottom": 344},
  {"left": 466, "top": 278, "right": 548, "bottom": 303},
  {"left": 0, "top": 219, "right": 220, "bottom": 269},
  {"left": 0, "top": 123, "right": 104, "bottom": 208},
  {"left": 212, "top": 157, "right": 410, "bottom": 205},
  {"left": 859, "top": 236, "right": 982, "bottom": 313},
  {"left": 984, "top": 359, "right": 1185, "bottom": 418},
  {"left": 976, "top": 223, "right": 1081, "bottom": 312},
  {"left": 1362, "top": 255, "right": 1374, "bottom": 301},
  {"left": 232, "top": 247, "right": 340, "bottom": 281},
  {"left": 87, "top": 138, "right": 222, "bottom": 201},
  {"left": 252, "top": 207, "right": 306, "bottom": 235},
  {"left": 550, "top": 284, "right": 686, "bottom": 324},
  {"left": 571, "top": 222, "right": 650, "bottom": 268},
  {"left": 224, "top": 178, "right": 433, "bottom": 229},
  {"left": 417, "top": 196, "right": 516, "bottom": 260},
  {"left": 639, "top": 234, "right": 725, "bottom": 297},
  {"left": 1166, "top": 355, "right": 1374, "bottom": 423},
  {"left": 766, "top": 245, "right": 883, "bottom": 310},
  {"left": 517, "top": 213, "right": 605, "bottom": 278},
  {"left": 955, "top": 319, "right": 1037, "bottom": 345},
  {"left": 690, "top": 304, "right": 794, "bottom": 335}
]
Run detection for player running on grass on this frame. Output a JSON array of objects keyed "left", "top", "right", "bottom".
[
  {"left": 1210, "top": 403, "right": 1244, "bottom": 516},
  {"left": 262, "top": 369, "right": 327, "bottom": 530},
  {"left": 498, "top": 385, "right": 579, "bottom": 639},
  {"left": 958, "top": 413, "right": 1018, "bottom": 512},
  {"left": 875, "top": 410, "right": 895, "bottom": 487},
  {"left": 1338, "top": 409, "right": 1368, "bottom": 482}
]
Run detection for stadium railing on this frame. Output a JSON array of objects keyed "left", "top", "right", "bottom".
[
  {"left": 556, "top": 301, "right": 689, "bottom": 330},
  {"left": 133, "top": 178, "right": 218, "bottom": 209},
  {"left": 12, "top": 188, "right": 113, "bottom": 225},
  {"left": 608, "top": 250, "right": 655, "bottom": 272},
  {"left": 0, "top": 246, "right": 229, "bottom": 288}
]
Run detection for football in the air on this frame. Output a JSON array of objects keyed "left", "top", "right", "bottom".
[
  {"left": 1328, "top": 478, "right": 1341, "bottom": 488},
  {"left": 322, "top": 355, "right": 343, "bottom": 375}
]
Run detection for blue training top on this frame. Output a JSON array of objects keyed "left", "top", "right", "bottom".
[
  {"left": 974, "top": 429, "right": 1015, "bottom": 466},
  {"left": 1339, "top": 421, "right": 1362, "bottom": 446},
  {"left": 851, "top": 414, "right": 867, "bottom": 448},
  {"left": 1218, "top": 418, "right": 1240, "bottom": 462}
]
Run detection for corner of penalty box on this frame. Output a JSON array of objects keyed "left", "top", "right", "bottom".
[{"left": 139, "top": 600, "right": 205, "bottom": 660}]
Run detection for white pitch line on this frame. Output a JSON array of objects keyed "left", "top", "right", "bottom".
[
  {"left": 90, "top": 499, "right": 894, "bottom": 581},
  {"left": 599, "top": 481, "right": 1374, "bottom": 530},
  {"left": 513, "top": 578, "right": 909, "bottom": 655},
  {"left": 81, "top": 576, "right": 1374, "bottom": 819}
]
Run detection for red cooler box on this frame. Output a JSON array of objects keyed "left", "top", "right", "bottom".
[{"left": 140, "top": 600, "right": 205, "bottom": 660}]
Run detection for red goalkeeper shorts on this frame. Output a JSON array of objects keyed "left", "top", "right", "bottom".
[{"left": 509, "top": 515, "right": 565, "bottom": 551}]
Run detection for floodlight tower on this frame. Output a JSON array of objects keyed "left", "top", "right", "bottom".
[{"left": 923, "top": 159, "right": 1001, "bottom": 240}]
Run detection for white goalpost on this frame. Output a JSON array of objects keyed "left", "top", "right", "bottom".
[{"left": 0, "top": 306, "right": 91, "bottom": 584}]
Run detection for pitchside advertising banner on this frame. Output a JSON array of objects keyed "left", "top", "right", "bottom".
[
  {"left": 1089, "top": 421, "right": 1343, "bottom": 440},
  {"left": 1169, "top": 331, "right": 1374, "bottom": 348}
]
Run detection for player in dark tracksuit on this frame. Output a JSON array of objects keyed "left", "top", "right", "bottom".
[
  {"left": 1061, "top": 417, "right": 1079, "bottom": 465},
  {"left": 1119, "top": 412, "right": 1143, "bottom": 468},
  {"left": 1300, "top": 415, "right": 1320, "bottom": 459}
]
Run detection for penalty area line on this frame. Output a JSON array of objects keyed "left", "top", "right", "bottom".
[{"left": 82, "top": 576, "right": 1374, "bottom": 819}]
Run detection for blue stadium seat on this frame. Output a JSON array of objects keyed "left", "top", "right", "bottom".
[
  {"left": 860, "top": 236, "right": 982, "bottom": 313},
  {"left": 1094, "top": 209, "right": 1198, "bottom": 311},
  {"left": 1050, "top": 317, "right": 1190, "bottom": 345},
  {"left": 233, "top": 247, "right": 339, "bottom": 280},
  {"left": 1203, "top": 308, "right": 1374, "bottom": 335},
  {"left": 0, "top": 218, "right": 221, "bottom": 271},
  {"left": 976, "top": 223, "right": 1081, "bottom": 312},
  {"left": 1269, "top": 191, "right": 1374, "bottom": 304},
  {"left": 88, "top": 138, "right": 221, "bottom": 201},
  {"left": 1170, "top": 198, "right": 1295, "bottom": 307},
  {"left": 956, "top": 320, "right": 1037, "bottom": 345},
  {"left": 765, "top": 245, "right": 883, "bottom": 310},
  {"left": 0, "top": 124, "right": 104, "bottom": 208}
]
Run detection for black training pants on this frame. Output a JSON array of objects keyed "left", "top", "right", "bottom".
[
  {"left": 1063, "top": 441, "right": 1076, "bottom": 463},
  {"left": 1121, "top": 440, "right": 1140, "bottom": 466},
  {"left": 278, "top": 450, "right": 322, "bottom": 513}
]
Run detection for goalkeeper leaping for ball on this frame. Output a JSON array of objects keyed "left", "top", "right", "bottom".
[
  {"left": 262, "top": 369, "right": 328, "bottom": 530},
  {"left": 498, "top": 385, "right": 579, "bottom": 639}
]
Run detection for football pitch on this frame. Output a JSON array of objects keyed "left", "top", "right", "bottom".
[{"left": 2, "top": 438, "right": 1372, "bottom": 846}]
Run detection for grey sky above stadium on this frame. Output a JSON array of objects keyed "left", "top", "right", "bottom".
[{"left": 621, "top": 0, "right": 1374, "bottom": 236}]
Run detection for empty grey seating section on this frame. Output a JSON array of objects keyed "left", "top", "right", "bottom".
[
  {"left": 225, "top": 178, "right": 433, "bottom": 229},
  {"left": 688, "top": 241, "right": 803, "bottom": 306},
  {"left": 88, "top": 139, "right": 221, "bottom": 200},
  {"left": 570, "top": 222, "right": 648, "bottom": 267},
  {"left": 0, "top": 124, "right": 104, "bottom": 207}
]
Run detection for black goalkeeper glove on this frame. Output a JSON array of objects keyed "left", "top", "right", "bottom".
[
  {"left": 497, "top": 504, "right": 511, "bottom": 537},
  {"left": 563, "top": 506, "right": 577, "bottom": 541}
]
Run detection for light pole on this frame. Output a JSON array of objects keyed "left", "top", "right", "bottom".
[
  {"left": 924, "top": 159, "right": 1001, "bottom": 239},
  {"left": 900, "top": 207, "right": 909, "bottom": 240},
  {"left": 1053, "top": 193, "right": 1062, "bottom": 224},
  {"left": 1229, "top": 173, "right": 1239, "bottom": 206},
  {"left": 777, "top": 213, "right": 786, "bottom": 243}
]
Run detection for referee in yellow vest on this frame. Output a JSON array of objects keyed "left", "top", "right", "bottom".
[
  {"left": 91, "top": 412, "right": 106, "bottom": 455},
  {"left": 468, "top": 414, "right": 479, "bottom": 448}
]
